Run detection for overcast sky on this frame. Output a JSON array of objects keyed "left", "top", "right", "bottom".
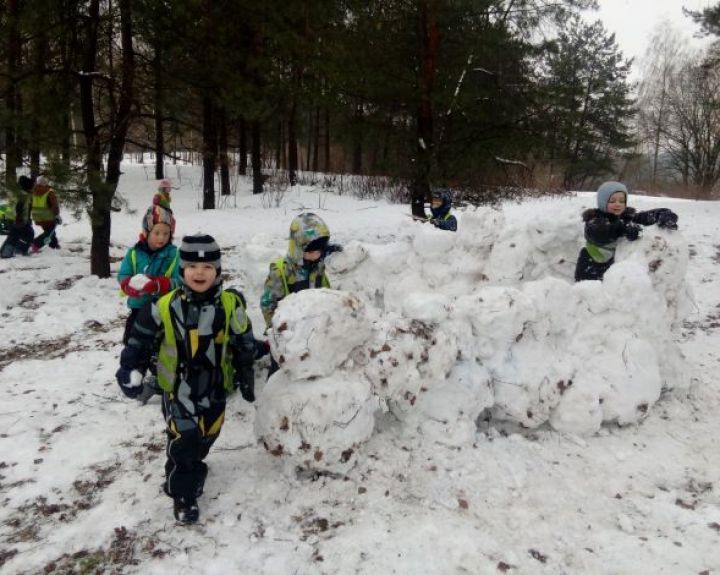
[{"left": 587, "top": 0, "right": 715, "bottom": 73}]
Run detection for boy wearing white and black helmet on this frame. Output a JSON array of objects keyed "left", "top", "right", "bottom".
[{"left": 116, "top": 234, "right": 260, "bottom": 524}]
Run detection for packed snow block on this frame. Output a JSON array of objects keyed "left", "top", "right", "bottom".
[
  {"left": 547, "top": 258, "right": 682, "bottom": 433},
  {"left": 410, "top": 360, "right": 494, "bottom": 446},
  {"left": 400, "top": 292, "right": 453, "bottom": 325},
  {"left": 331, "top": 240, "right": 413, "bottom": 311},
  {"left": 255, "top": 369, "right": 377, "bottom": 467},
  {"left": 412, "top": 223, "right": 457, "bottom": 260},
  {"left": 269, "top": 289, "right": 373, "bottom": 379},
  {"left": 614, "top": 230, "right": 692, "bottom": 328},
  {"left": 487, "top": 339, "right": 574, "bottom": 429},
  {"left": 548, "top": 377, "right": 603, "bottom": 434},
  {"left": 364, "top": 317, "right": 457, "bottom": 421},
  {"left": 484, "top": 212, "right": 580, "bottom": 284},
  {"left": 324, "top": 240, "right": 369, "bottom": 275},
  {"left": 453, "top": 287, "right": 536, "bottom": 361}
]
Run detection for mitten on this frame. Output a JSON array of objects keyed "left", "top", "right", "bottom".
[
  {"left": 116, "top": 367, "right": 144, "bottom": 399},
  {"left": 326, "top": 243, "right": 344, "bottom": 254},
  {"left": 234, "top": 368, "right": 255, "bottom": 403},
  {"left": 120, "top": 276, "right": 143, "bottom": 298},
  {"left": 254, "top": 339, "right": 271, "bottom": 359},
  {"left": 144, "top": 275, "right": 171, "bottom": 295},
  {"left": 624, "top": 224, "right": 641, "bottom": 241},
  {"left": 55, "top": 216, "right": 63, "bottom": 225},
  {"left": 657, "top": 211, "right": 678, "bottom": 230}
]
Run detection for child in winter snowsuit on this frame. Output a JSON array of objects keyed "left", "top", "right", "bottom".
[
  {"left": 117, "top": 205, "right": 181, "bottom": 345},
  {"left": 424, "top": 189, "right": 457, "bottom": 231},
  {"left": 260, "top": 212, "right": 333, "bottom": 329},
  {"left": 574, "top": 181, "right": 679, "bottom": 282},
  {"left": 0, "top": 176, "right": 35, "bottom": 258},
  {"left": 30, "top": 176, "right": 61, "bottom": 251},
  {"left": 116, "top": 234, "right": 259, "bottom": 524},
  {"left": 153, "top": 179, "right": 172, "bottom": 210}
]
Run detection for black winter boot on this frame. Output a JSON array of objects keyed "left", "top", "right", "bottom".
[{"left": 173, "top": 496, "right": 199, "bottom": 524}]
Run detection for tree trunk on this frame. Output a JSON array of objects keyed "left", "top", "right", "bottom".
[
  {"left": 102, "top": 0, "right": 135, "bottom": 278},
  {"left": 202, "top": 95, "right": 217, "bottom": 209},
  {"left": 313, "top": 105, "right": 320, "bottom": 172},
  {"left": 352, "top": 104, "right": 363, "bottom": 175},
  {"left": 306, "top": 107, "right": 313, "bottom": 172},
  {"left": 78, "top": 0, "right": 104, "bottom": 276},
  {"left": 29, "top": 27, "right": 48, "bottom": 178},
  {"left": 238, "top": 117, "right": 247, "bottom": 175},
  {"left": 324, "top": 106, "right": 330, "bottom": 172},
  {"left": 219, "top": 106, "right": 230, "bottom": 195},
  {"left": 5, "top": 0, "right": 20, "bottom": 187},
  {"left": 288, "top": 101, "right": 298, "bottom": 185},
  {"left": 251, "top": 120, "right": 263, "bottom": 194},
  {"left": 153, "top": 39, "right": 164, "bottom": 180},
  {"left": 412, "top": 0, "right": 439, "bottom": 217}
]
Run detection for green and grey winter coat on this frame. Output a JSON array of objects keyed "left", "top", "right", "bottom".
[{"left": 260, "top": 213, "right": 331, "bottom": 327}]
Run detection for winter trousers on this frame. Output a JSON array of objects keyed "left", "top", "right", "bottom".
[
  {"left": 162, "top": 394, "right": 225, "bottom": 499},
  {"left": 122, "top": 309, "right": 141, "bottom": 345},
  {"left": 33, "top": 222, "right": 59, "bottom": 249},
  {"left": 0, "top": 224, "right": 33, "bottom": 258},
  {"left": 574, "top": 248, "right": 614, "bottom": 282}
]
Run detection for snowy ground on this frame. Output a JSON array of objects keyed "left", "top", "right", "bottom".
[{"left": 0, "top": 164, "right": 718, "bottom": 574}]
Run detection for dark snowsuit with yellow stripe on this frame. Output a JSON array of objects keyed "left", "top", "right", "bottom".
[{"left": 119, "top": 284, "right": 257, "bottom": 500}]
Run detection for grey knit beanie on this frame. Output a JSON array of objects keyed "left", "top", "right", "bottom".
[{"left": 596, "top": 181, "right": 627, "bottom": 212}]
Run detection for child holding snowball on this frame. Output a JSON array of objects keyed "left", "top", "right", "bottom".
[{"left": 118, "top": 205, "right": 181, "bottom": 344}]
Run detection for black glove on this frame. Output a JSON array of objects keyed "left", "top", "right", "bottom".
[
  {"left": 624, "top": 224, "right": 641, "bottom": 241},
  {"left": 234, "top": 368, "right": 255, "bottom": 403},
  {"left": 254, "top": 338, "right": 271, "bottom": 359},
  {"left": 656, "top": 210, "right": 678, "bottom": 230},
  {"left": 116, "top": 367, "right": 144, "bottom": 399},
  {"left": 326, "top": 243, "right": 343, "bottom": 254}
]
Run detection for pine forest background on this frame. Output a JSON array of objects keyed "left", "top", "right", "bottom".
[{"left": 2, "top": 0, "right": 720, "bottom": 277}]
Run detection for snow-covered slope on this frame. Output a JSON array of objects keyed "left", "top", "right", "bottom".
[{"left": 0, "top": 165, "right": 718, "bottom": 574}]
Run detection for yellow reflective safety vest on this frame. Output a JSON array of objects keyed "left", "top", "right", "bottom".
[
  {"left": 31, "top": 190, "right": 54, "bottom": 222},
  {"left": 273, "top": 257, "right": 330, "bottom": 296},
  {"left": 156, "top": 289, "right": 248, "bottom": 394}
]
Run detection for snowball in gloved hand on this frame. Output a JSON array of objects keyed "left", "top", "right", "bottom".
[{"left": 129, "top": 274, "right": 151, "bottom": 291}]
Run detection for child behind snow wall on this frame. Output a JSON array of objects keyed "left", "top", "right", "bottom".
[
  {"left": 427, "top": 189, "right": 458, "bottom": 231},
  {"left": 260, "top": 212, "right": 333, "bottom": 329},
  {"left": 117, "top": 205, "right": 181, "bottom": 345},
  {"left": 574, "top": 181, "right": 679, "bottom": 282},
  {"left": 116, "top": 234, "right": 259, "bottom": 524}
]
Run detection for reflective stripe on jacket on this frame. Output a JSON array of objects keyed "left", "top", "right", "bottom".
[{"left": 156, "top": 289, "right": 248, "bottom": 394}]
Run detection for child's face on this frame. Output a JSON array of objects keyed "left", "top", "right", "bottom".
[
  {"left": 183, "top": 262, "right": 217, "bottom": 293},
  {"left": 606, "top": 192, "right": 626, "bottom": 216},
  {"left": 147, "top": 223, "right": 171, "bottom": 250},
  {"left": 303, "top": 249, "right": 322, "bottom": 263},
  {"left": 431, "top": 197, "right": 443, "bottom": 209}
]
